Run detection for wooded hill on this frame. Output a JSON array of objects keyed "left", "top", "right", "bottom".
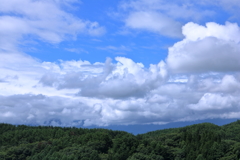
[{"left": 1, "top": 120, "right": 240, "bottom": 160}]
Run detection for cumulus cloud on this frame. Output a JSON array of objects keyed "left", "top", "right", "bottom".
[
  {"left": 0, "top": 0, "right": 105, "bottom": 52},
  {"left": 38, "top": 57, "right": 168, "bottom": 99},
  {"left": 78, "top": 58, "right": 167, "bottom": 98},
  {"left": 189, "top": 93, "right": 239, "bottom": 111},
  {"left": 167, "top": 22, "right": 240, "bottom": 73}
]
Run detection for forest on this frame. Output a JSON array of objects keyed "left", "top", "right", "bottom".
[{"left": 0, "top": 120, "right": 240, "bottom": 160}]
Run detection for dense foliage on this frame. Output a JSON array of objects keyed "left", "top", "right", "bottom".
[{"left": 0, "top": 120, "right": 240, "bottom": 160}]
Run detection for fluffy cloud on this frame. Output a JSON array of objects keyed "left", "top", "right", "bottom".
[
  {"left": 0, "top": 0, "right": 105, "bottom": 52},
  {"left": 38, "top": 57, "right": 168, "bottom": 99},
  {"left": 189, "top": 93, "right": 239, "bottom": 111},
  {"left": 167, "top": 22, "right": 240, "bottom": 73}
]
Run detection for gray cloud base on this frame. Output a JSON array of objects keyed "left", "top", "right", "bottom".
[{"left": 1, "top": 53, "right": 240, "bottom": 126}]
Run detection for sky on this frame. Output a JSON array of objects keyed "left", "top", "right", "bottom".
[{"left": 0, "top": 0, "right": 240, "bottom": 134}]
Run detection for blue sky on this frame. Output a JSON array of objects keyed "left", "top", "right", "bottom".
[{"left": 0, "top": 0, "right": 240, "bottom": 134}]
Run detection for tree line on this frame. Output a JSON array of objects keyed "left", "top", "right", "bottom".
[{"left": 0, "top": 120, "right": 240, "bottom": 160}]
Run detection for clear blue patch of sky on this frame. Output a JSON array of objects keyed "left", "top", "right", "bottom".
[{"left": 25, "top": 28, "right": 180, "bottom": 67}]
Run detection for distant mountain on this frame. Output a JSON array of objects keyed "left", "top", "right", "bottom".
[{"left": 1, "top": 120, "right": 240, "bottom": 160}]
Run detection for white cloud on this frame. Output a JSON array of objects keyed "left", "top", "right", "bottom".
[
  {"left": 38, "top": 57, "right": 168, "bottom": 99},
  {"left": 182, "top": 22, "right": 240, "bottom": 42},
  {"left": 167, "top": 22, "right": 240, "bottom": 73},
  {"left": 125, "top": 11, "right": 182, "bottom": 38},
  {"left": 189, "top": 93, "right": 239, "bottom": 112},
  {"left": 216, "top": 75, "right": 240, "bottom": 93},
  {"left": 0, "top": 0, "right": 105, "bottom": 52}
]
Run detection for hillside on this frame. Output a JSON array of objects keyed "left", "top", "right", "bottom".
[{"left": 0, "top": 120, "right": 240, "bottom": 160}]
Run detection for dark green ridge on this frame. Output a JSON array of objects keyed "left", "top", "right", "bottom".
[{"left": 1, "top": 120, "right": 240, "bottom": 160}]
